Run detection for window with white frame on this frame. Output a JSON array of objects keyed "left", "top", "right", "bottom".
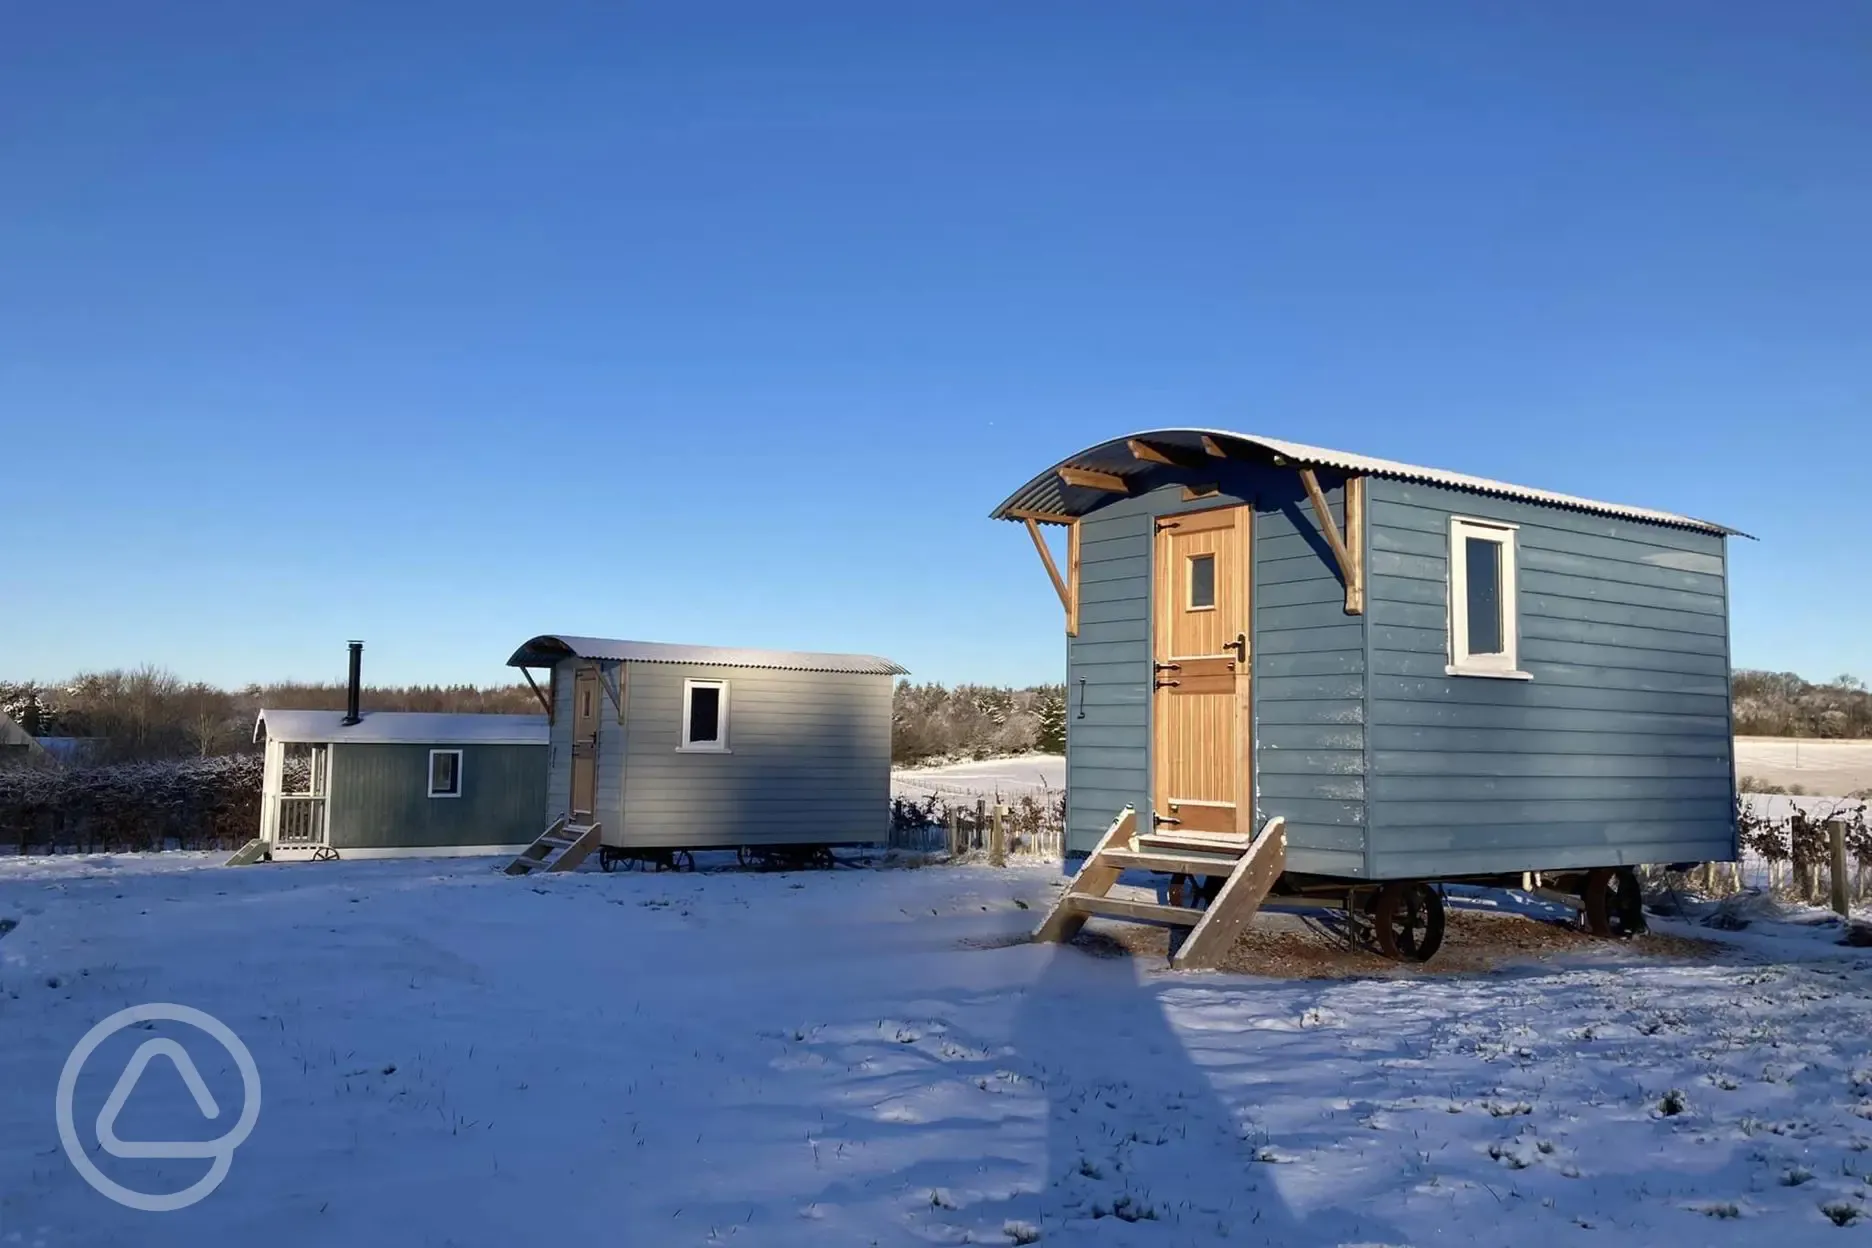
[
  {"left": 680, "top": 679, "right": 729, "bottom": 751},
  {"left": 1447, "top": 517, "right": 1528, "bottom": 678},
  {"left": 428, "top": 749, "right": 463, "bottom": 797}
]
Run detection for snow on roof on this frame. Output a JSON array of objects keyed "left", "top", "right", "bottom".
[
  {"left": 254, "top": 709, "right": 548, "bottom": 746},
  {"left": 992, "top": 428, "right": 1745, "bottom": 536},
  {"left": 506, "top": 635, "right": 908, "bottom": 676}
]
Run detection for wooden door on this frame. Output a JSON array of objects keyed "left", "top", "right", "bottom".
[
  {"left": 1151, "top": 505, "right": 1252, "bottom": 834},
  {"left": 570, "top": 665, "right": 599, "bottom": 819}
]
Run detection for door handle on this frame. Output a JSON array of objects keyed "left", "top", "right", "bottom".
[{"left": 1225, "top": 633, "right": 1248, "bottom": 662}]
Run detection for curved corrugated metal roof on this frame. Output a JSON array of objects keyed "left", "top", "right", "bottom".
[
  {"left": 507, "top": 635, "right": 908, "bottom": 676},
  {"left": 991, "top": 428, "right": 1745, "bottom": 536},
  {"left": 254, "top": 710, "right": 548, "bottom": 745}
]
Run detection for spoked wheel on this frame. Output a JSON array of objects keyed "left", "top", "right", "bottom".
[
  {"left": 1581, "top": 867, "right": 1646, "bottom": 938},
  {"left": 736, "top": 846, "right": 756, "bottom": 868},
  {"left": 662, "top": 849, "right": 695, "bottom": 873},
  {"left": 1370, "top": 882, "right": 1446, "bottom": 962},
  {"left": 598, "top": 847, "right": 619, "bottom": 873}
]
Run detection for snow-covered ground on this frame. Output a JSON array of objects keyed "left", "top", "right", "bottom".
[
  {"left": 4, "top": 853, "right": 1872, "bottom": 1245},
  {"left": 893, "top": 740, "right": 1872, "bottom": 803},
  {"left": 893, "top": 754, "right": 1065, "bottom": 802},
  {"left": 1736, "top": 738, "right": 1872, "bottom": 796}
]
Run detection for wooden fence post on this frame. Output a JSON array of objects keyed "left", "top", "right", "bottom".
[
  {"left": 947, "top": 809, "right": 961, "bottom": 857},
  {"left": 974, "top": 799, "right": 986, "bottom": 852},
  {"left": 1829, "top": 819, "right": 1850, "bottom": 917},
  {"left": 990, "top": 804, "right": 1006, "bottom": 868}
]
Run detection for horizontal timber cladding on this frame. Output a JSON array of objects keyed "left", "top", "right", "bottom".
[
  {"left": 1061, "top": 461, "right": 1365, "bottom": 874},
  {"left": 326, "top": 742, "right": 548, "bottom": 850},
  {"left": 618, "top": 662, "right": 892, "bottom": 849},
  {"left": 1364, "top": 479, "right": 1737, "bottom": 878}
]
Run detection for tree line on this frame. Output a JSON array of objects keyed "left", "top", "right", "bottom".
[
  {"left": 0, "top": 669, "right": 1067, "bottom": 766},
  {"left": 1732, "top": 671, "right": 1872, "bottom": 739},
  {"left": 2, "top": 666, "right": 1863, "bottom": 769}
]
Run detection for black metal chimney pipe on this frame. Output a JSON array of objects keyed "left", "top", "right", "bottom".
[{"left": 342, "top": 641, "right": 363, "bottom": 726}]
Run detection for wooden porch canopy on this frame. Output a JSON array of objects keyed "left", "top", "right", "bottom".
[{"left": 992, "top": 427, "right": 1745, "bottom": 633}]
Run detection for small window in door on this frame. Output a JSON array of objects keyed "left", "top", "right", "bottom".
[
  {"left": 428, "top": 749, "right": 463, "bottom": 798},
  {"left": 1187, "top": 553, "right": 1217, "bottom": 610},
  {"left": 680, "top": 679, "right": 730, "bottom": 752}
]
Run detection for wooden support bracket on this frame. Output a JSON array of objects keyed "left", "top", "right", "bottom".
[
  {"left": 1127, "top": 438, "right": 1208, "bottom": 470},
  {"left": 1058, "top": 465, "right": 1130, "bottom": 494},
  {"left": 597, "top": 663, "right": 626, "bottom": 724},
  {"left": 1297, "top": 468, "right": 1365, "bottom": 615},
  {"left": 1022, "top": 516, "right": 1080, "bottom": 636},
  {"left": 519, "top": 667, "right": 553, "bottom": 717}
]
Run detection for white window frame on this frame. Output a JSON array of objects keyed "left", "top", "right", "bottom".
[
  {"left": 1447, "top": 516, "right": 1530, "bottom": 680},
  {"left": 427, "top": 748, "right": 464, "bottom": 798},
  {"left": 679, "top": 679, "right": 731, "bottom": 753}
]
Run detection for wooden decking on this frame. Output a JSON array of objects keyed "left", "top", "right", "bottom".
[{"left": 1032, "top": 807, "right": 1287, "bottom": 969}]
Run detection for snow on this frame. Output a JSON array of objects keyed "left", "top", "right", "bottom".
[
  {"left": 893, "top": 754, "right": 1066, "bottom": 802},
  {"left": 4, "top": 853, "right": 1872, "bottom": 1244},
  {"left": 895, "top": 742, "right": 1872, "bottom": 802},
  {"left": 1736, "top": 737, "right": 1872, "bottom": 797}
]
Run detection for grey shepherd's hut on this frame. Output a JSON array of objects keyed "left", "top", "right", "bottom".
[
  {"left": 1008, "top": 430, "right": 1743, "bottom": 966},
  {"left": 503, "top": 636, "right": 904, "bottom": 871}
]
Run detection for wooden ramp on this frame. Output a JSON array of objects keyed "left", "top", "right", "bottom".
[
  {"left": 505, "top": 818, "right": 601, "bottom": 875},
  {"left": 1033, "top": 808, "right": 1287, "bottom": 970},
  {"left": 224, "top": 837, "right": 268, "bottom": 867}
]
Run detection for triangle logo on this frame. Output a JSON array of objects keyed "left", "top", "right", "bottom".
[{"left": 95, "top": 1038, "right": 225, "bottom": 1160}]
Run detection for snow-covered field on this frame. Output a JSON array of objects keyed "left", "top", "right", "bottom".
[
  {"left": 5, "top": 853, "right": 1872, "bottom": 1245},
  {"left": 893, "top": 754, "right": 1065, "bottom": 802},
  {"left": 895, "top": 740, "right": 1872, "bottom": 803},
  {"left": 1737, "top": 738, "right": 1872, "bottom": 796}
]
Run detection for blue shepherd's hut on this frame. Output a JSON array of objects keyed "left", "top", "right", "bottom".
[{"left": 1004, "top": 430, "right": 1742, "bottom": 966}]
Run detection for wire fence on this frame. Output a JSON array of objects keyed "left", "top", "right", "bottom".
[{"left": 887, "top": 789, "right": 1066, "bottom": 861}]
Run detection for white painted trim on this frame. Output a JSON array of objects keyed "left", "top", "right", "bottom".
[
  {"left": 1447, "top": 515, "right": 1525, "bottom": 679},
  {"left": 1444, "top": 665, "right": 1533, "bottom": 681},
  {"left": 679, "top": 678, "right": 730, "bottom": 752},
  {"left": 427, "top": 748, "right": 464, "bottom": 798}
]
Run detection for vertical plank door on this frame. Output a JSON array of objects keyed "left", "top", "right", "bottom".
[
  {"left": 570, "top": 665, "right": 600, "bottom": 818},
  {"left": 1151, "top": 506, "right": 1252, "bottom": 835}
]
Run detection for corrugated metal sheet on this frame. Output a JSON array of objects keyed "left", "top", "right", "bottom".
[
  {"left": 507, "top": 635, "right": 908, "bottom": 676},
  {"left": 990, "top": 428, "right": 1745, "bottom": 536},
  {"left": 255, "top": 709, "right": 548, "bottom": 746}
]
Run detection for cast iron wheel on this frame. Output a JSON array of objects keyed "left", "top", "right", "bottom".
[
  {"left": 598, "top": 847, "right": 617, "bottom": 873},
  {"left": 1582, "top": 867, "right": 1647, "bottom": 938},
  {"left": 736, "top": 846, "right": 756, "bottom": 868},
  {"left": 664, "top": 849, "right": 695, "bottom": 873},
  {"left": 1370, "top": 882, "right": 1446, "bottom": 962}
]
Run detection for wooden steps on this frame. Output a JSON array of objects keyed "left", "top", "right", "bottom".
[
  {"left": 1099, "top": 848, "right": 1244, "bottom": 876},
  {"left": 1032, "top": 807, "right": 1288, "bottom": 970},
  {"left": 1066, "top": 894, "right": 1208, "bottom": 927},
  {"left": 224, "top": 837, "right": 267, "bottom": 867},
  {"left": 505, "top": 818, "right": 601, "bottom": 875},
  {"left": 1134, "top": 829, "right": 1251, "bottom": 854}
]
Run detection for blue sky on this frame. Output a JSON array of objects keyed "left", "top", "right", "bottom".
[{"left": 2, "top": 2, "right": 1866, "bottom": 689}]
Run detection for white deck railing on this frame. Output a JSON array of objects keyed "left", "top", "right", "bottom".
[{"left": 275, "top": 795, "right": 327, "bottom": 847}]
